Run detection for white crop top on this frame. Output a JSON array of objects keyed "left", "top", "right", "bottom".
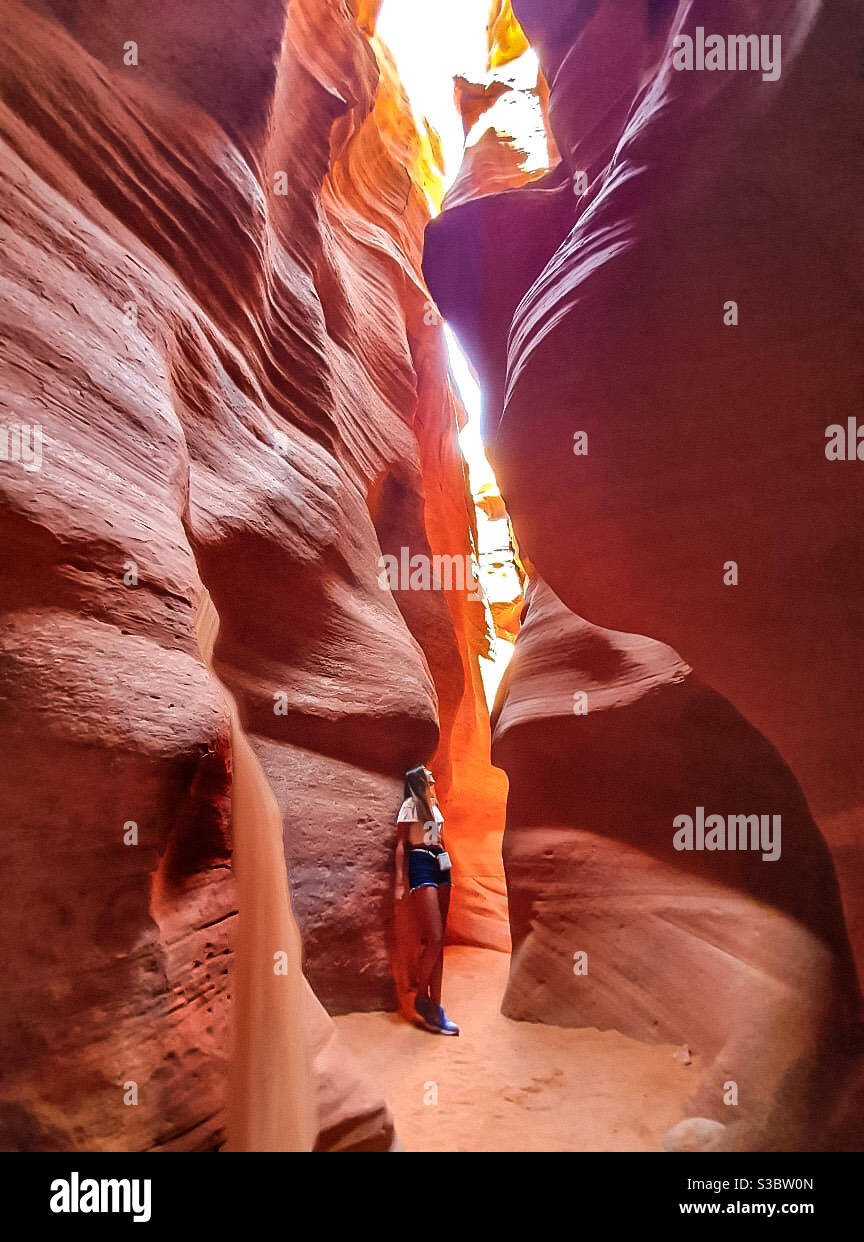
[{"left": 397, "top": 795, "right": 444, "bottom": 847}]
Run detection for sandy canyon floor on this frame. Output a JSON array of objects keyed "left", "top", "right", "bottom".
[{"left": 334, "top": 947, "right": 701, "bottom": 1152}]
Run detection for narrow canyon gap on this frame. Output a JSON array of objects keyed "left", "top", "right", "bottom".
[{"left": 1, "top": 0, "right": 862, "bottom": 1156}]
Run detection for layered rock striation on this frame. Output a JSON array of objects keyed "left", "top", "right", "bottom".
[{"left": 0, "top": 0, "right": 502, "bottom": 1151}]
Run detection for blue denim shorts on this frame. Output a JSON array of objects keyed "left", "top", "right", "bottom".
[{"left": 408, "top": 847, "right": 451, "bottom": 893}]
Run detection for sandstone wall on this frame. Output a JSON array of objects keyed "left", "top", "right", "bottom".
[
  {"left": 426, "top": 0, "right": 864, "bottom": 1150},
  {"left": 0, "top": 0, "right": 501, "bottom": 1150}
]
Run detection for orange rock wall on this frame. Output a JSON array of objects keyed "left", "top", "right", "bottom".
[{"left": 0, "top": 0, "right": 502, "bottom": 1151}]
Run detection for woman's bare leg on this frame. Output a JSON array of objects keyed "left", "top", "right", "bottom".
[
  {"left": 428, "top": 883, "right": 451, "bottom": 1006},
  {"left": 411, "top": 885, "right": 444, "bottom": 1001}
]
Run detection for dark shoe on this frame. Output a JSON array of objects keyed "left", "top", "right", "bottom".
[{"left": 413, "top": 995, "right": 436, "bottom": 1031}]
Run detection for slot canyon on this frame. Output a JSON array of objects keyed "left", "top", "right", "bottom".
[{"left": 1, "top": 0, "right": 862, "bottom": 1160}]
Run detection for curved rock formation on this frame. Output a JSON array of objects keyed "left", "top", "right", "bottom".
[
  {"left": 491, "top": 0, "right": 864, "bottom": 867},
  {"left": 426, "top": 0, "right": 864, "bottom": 1150},
  {"left": 493, "top": 580, "right": 861, "bottom": 1150},
  {"left": 0, "top": 0, "right": 503, "bottom": 1150}
]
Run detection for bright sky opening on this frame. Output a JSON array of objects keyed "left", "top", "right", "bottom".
[{"left": 378, "top": 0, "right": 539, "bottom": 706}]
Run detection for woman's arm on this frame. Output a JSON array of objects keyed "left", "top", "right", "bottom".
[{"left": 394, "top": 823, "right": 408, "bottom": 901}]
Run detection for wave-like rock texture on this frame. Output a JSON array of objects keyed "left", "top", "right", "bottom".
[
  {"left": 427, "top": 0, "right": 864, "bottom": 1149},
  {"left": 493, "top": 581, "right": 861, "bottom": 1150},
  {"left": 0, "top": 0, "right": 501, "bottom": 1150}
]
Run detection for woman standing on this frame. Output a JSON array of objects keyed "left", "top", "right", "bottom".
[{"left": 394, "top": 765, "right": 460, "bottom": 1035}]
